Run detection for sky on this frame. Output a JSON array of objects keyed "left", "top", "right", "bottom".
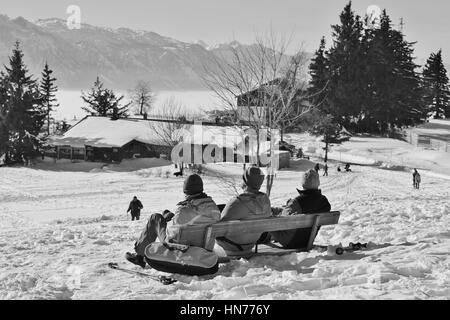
[{"left": 0, "top": 0, "right": 449, "bottom": 62}]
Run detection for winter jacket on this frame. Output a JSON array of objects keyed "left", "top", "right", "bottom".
[
  {"left": 127, "top": 199, "right": 143, "bottom": 215},
  {"left": 166, "top": 193, "right": 221, "bottom": 248},
  {"left": 270, "top": 189, "right": 331, "bottom": 249},
  {"left": 216, "top": 190, "right": 272, "bottom": 256}
]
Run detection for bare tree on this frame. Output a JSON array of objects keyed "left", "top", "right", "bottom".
[
  {"left": 130, "top": 80, "right": 154, "bottom": 116},
  {"left": 201, "top": 30, "right": 313, "bottom": 196},
  {"left": 201, "top": 165, "right": 241, "bottom": 197},
  {"left": 148, "top": 96, "right": 189, "bottom": 147},
  {"left": 269, "top": 52, "right": 312, "bottom": 141}
]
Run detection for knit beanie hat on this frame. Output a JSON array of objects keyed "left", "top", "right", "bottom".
[
  {"left": 301, "top": 169, "right": 320, "bottom": 190},
  {"left": 243, "top": 166, "right": 265, "bottom": 191},
  {"left": 183, "top": 174, "right": 204, "bottom": 195}
]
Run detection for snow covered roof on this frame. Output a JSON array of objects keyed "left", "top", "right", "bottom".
[
  {"left": 49, "top": 116, "right": 266, "bottom": 150},
  {"left": 49, "top": 116, "right": 165, "bottom": 148}
]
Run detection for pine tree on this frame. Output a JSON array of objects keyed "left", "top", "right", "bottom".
[
  {"left": 1, "top": 42, "right": 45, "bottom": 164},
  {"left": 0, "top": 72, "right": 9, "bottom": 161},
  {"left": 81, "top": 77, "right": 130, "bottom": 118},
  {"left": 130, "top": 80, "right": 154, "bottom": 116},
  {"left": 364, "top": 10, "right": 424, "bottom": 134},
  {"left": 393, "top": 29, "right": 424, "bottom": 129},
  {"left": 422, "top": 49, "right": 450, "bottom": 119},
  {"left": 308, "top": 110, "right": 343, "bottom": 162},
  {"left": 40, "top": 62, "right": 59, "bottom": 136},
  {"left": 326, "top": 1, "right": 366, "bottom": 128},
  {"left": 310, "top": 3, "right": 425, "bottom": 135},
  {"left": 364, "top": 11, "right": 395, "bottom": 133},
  {"left": 308, "top": 37, "right": 330, "bottom": 112}
]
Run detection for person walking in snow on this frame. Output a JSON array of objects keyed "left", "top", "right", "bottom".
[
  {"left": 413, "top": 169, "right": 421, "bottom": 189},
  {"left": 125, "top": 174, "right": 221, "bottom": 268},
  {"left": 127, "top": 196, "right": 144, "bottom": 221},
  {"left": 323, "top": 163, "right": 328, "bottom": 176}
]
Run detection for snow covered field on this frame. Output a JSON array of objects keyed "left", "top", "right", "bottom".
[
  {"left": 0, "top": 137, "right": 449, "bottom": 300},
  {"left": 285, "top": 132, "right": 450, "bottom": 176}
]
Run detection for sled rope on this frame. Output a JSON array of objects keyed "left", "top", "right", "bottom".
[{"left": 108, "top": 262, "right": 177, "bottom": 285}]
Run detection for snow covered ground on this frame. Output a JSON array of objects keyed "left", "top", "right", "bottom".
[
  {"left": 285, "top": 133, "right": 450, "bottom": 176},
  {"left": 0, "top": 138, "right": 449, "bottom": 300}
]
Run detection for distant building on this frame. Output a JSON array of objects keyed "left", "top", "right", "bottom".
[
  {"left": 236, "top": 78, "right": 310, "bottom": 126},
  {"left": 406, "top": 119, "right": 450, "bottom": 152},
  {"left": 174, "top": 124, "right": 250, "bottom": 164},
  {"left": 46, "top": 115, "right": 291, "bottom": 168},
  {"left": 175, "top": 124, "right": 290, "bottom": 168},
  {"left": 48, "top": 116, "right": 172, "bottom": 162}
]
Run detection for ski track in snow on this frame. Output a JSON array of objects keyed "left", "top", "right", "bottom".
[{"left": 0, "top": 163, "right": 449, "bottom": 300}]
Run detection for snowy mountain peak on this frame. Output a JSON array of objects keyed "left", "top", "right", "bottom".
[
  {"left": 195, "top": 40, "right": 209, "bottom": 49},
  {"left": 229, "top": 40, "right": 241, "bottom": 48},
  {"left": 0, "top": 14, "right": 308, "bottom": 90},
  {"left": 208, "top": 40, "right": 244, "bottom": 51},
  {"left": 0, "top": 14, "right": 216, "bottom": 89},
  {"left": 35, "top": 18, "right": 67, "bottom": 27}
]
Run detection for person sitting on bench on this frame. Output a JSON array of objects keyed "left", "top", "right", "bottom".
[
  {"left": 126, "top": 174, "right": 221, "bottom": 268},
  {"left": 216, "top": 166, "right": 272, "bottom": 256},
  {"left": 269, "top": 169, "right": 331, "bottom": 249}
]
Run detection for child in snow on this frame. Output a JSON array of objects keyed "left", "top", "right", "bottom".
[
  {"left": 413, "top": 169, "right": 421, "bottom": 189},
  {"left": 323, "top": 163, "right": 329, "bottom": 176},
  {"left": 127, "top": 196, "right": 143, "bottom": 221},
  {"left": 269, "top": 169, "right": 331, "bottom": 249},
  {"left": 216, "top": 166, "right": 272, "bottom": 256},
  {"left": 126, "top": 174, "right": 221, "bottom": 268}
]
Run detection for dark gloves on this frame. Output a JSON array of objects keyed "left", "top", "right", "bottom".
[
  {"left": 162, "top": 210, "right": 175, "bottom": 222},
  {"left": 271, "top": 207, "right": 283, "bottom": 216}
]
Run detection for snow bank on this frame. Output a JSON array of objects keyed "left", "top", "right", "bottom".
[{"left": 30, "top": 157, "right": 171, "bottom": 173}]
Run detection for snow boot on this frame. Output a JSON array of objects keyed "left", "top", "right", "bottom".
[{"left": 125, "top": 252, "right": 146, "bottom": 269}]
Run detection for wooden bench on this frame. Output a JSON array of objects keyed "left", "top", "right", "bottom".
[{"left": 175, "top": 211, "right": 341, "bottom": 259}]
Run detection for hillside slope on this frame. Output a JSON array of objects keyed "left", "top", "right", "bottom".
[{"left": 0, "top": 160, "right": 448, "bottom": 299}]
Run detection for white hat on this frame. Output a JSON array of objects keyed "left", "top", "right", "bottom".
[{"left": 302, "top": 169, "right": 320, "bottom": 190}]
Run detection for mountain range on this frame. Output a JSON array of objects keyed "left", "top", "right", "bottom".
[{"left": 0, "top": 15, "right": 311, "bottom": 91}]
